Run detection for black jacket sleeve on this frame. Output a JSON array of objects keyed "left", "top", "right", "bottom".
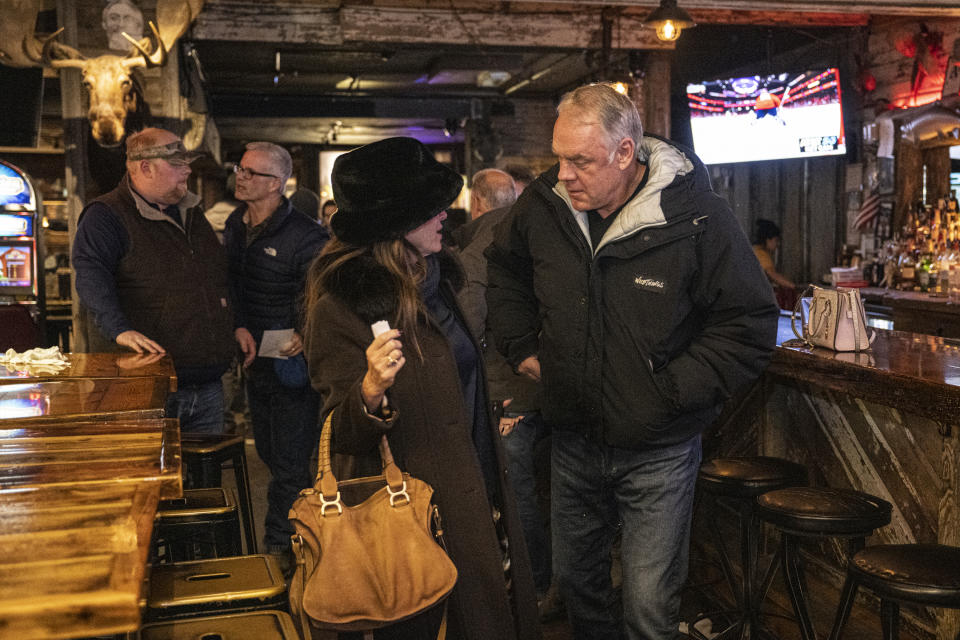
[
  {"left": 658, "top": 193, "right": 780, "bottom": 413},
  {"left": 484, "top": 200, "right": 541, "bottom": 369}
]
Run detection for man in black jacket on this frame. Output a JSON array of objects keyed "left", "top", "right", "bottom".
[
  {"left": 73, "top": 127, "right": 235, "bottom": 434},
  {"left": 455, "top": 169, "right": 555, "bottom": 608},
  {"left": 485, "top": 83, "right": 779, "bottom": 639},
  {"left": 225, "top": 141, "right": 328, "bottom": 562}
]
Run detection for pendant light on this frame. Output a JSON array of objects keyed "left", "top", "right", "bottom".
[{"left": 644, "top": 0, "right": 695, "bottom": 42}]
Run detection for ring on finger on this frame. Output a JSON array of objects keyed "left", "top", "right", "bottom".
[{"left": 387, "top": 356, "right": 398, "bottom": 367}]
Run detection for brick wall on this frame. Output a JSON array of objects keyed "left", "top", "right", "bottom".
[{"left": 492, "top": 97, "right": 558, "bottom": 176}]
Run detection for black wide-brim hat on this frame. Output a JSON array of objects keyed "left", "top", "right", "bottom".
[{"left": 331, "top": 137, "right": 464, "bottom": 246}]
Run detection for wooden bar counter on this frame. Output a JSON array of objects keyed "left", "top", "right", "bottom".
[
  {"left": 699, "top": 315, "right": 960, "bottom": 639},
  {"left": 0, "top": 354, "right": 176, "bottom": 420},
  {"left": 0, "top": 352, "right": 177, "bottom": 392},
  {"left": 860, "top": 285, "right": 960, "bottom": 338},
  {"left": 0, "top": 354, "right": 181, "bottom": 639}
]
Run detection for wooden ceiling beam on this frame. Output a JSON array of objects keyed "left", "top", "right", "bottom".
[
  {"left": 193, "top": 0, "right": 960, "bottom": 48},
  {"left": 193, "top": 3, "right": 673, "bottom": 48}
]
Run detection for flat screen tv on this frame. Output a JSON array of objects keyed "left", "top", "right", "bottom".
[{"left": 687, "top": 68, "right": 846, "bottom": 165}]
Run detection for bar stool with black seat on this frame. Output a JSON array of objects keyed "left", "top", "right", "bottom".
[
  {"left": 138, "top": 609, "right": 300, "bottom": 639},
  {"left": 145, "top": 554, "right": 287, "bottom": 621},
  {"left": 180, "top": 433, "right": 257, "bottom": 555},
  {"left": 756, "top": 486, "right": 893, "bottom": 640},
  {"left": 693, "top": 456, "right": 808, "bottom": 640},
  {"left": 829, "top": 543, "right": 960, "bottom": 640},
  {"left": 154, "top": 487, "right": 243, "bottom": 562}
]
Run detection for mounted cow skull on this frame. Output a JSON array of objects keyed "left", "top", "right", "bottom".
[{"left": 0, "top": 0, "right": 204, "bottom": 148}]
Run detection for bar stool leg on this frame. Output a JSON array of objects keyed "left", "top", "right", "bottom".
[
  {"left": 704, "top": 497, "right": 741, "bottom": 609},
  {"left": 212, "top": 516, "right": 243, "bottom": 557},
  {"left": 880, "top": 599, "right": 899, "bottom": 640},
  {"left": 233, "top": 448, "right": 258, "bottom": 554},
  {"left": 742, "top": 503, "right": 759, "bottom": 631},
  {"left": 781, "top": 534, "right": 817, "bottom": 640},
  {"left": 197, "top": 456, "right": 222, "bottom": 488},
  {"left": 827, "top": 574, "right": 859, "bottom": 640}
]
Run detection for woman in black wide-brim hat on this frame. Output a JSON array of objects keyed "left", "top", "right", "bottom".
[{"left": 303, "top": 137, "right": 540, "bottom": 640}]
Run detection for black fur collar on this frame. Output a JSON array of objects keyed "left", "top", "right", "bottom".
[{"left": 323, "top": 248, "right": 465, "bottom": 325}]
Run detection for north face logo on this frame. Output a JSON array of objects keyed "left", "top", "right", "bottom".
[{"left": 633, "top": 275, "right": 665, "bottom": 292}]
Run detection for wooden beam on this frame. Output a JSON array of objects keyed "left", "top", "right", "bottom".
[
  {"left": 194, "top": 2, "right": 672, "bottom": 48},
  {"left": 192, "top": 0, "right": 959, "bottom": 45},
  {"left": 343, "top": 6, "right": 670, "bottom": 49},
  {"left": 472, "top": 0, "right": 959, "bottom": 18}
]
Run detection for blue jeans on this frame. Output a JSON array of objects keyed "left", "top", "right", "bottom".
[
  {"left": 246, "top": 358, "right": 321, "bottom": 549},
  {"left": 165, "top": 380, "right": 225, "bottom": 434},
  {"left": 551, "top": 429, "right": 701, "bottom": 640},
  {"left": 501, "top": 411, "right": 552, "bottom": 595}
]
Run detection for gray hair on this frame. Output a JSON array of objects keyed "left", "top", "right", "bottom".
[
  {"left": 245, "top": 141, "right": 293, "bottom": 186},
  {"left": 471, "top": 168, "right": 517, "bottom": 212},
  {"left": 557, "top": 83, "right": 644, "bottom": 158}
]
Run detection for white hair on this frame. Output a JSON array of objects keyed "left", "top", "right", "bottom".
[
  {"left": 557, "top": 83, "right": 644, "bottom": 160},
  {"left": 246, "top": 141, "right": 293, "bottom": 186}
]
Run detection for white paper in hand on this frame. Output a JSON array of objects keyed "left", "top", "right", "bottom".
[
  {"left": 371, "top": 320, "right": 391, "bottom": 337},
  {"left": 258, "top": 328, "right": 295, "bottom": 359}
]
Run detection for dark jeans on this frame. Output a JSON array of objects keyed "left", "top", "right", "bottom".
[
  {"left": 165, "top": 380, "right": 225, "bottom": 434},
  {"left": 552, "top": 429, "right": 701, "bottom": 640},
  {"left": 500, "top": 411, "right": 552, "bottom": 595},
  {"left": 247, "top": 358, "right": 321, "bottom": 550}
]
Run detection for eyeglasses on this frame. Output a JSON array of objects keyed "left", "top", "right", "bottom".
[{"left": 233, "top": 164, "right": 279, "bottom": 180}]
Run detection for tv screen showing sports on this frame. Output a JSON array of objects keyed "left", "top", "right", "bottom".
[{"left": 687, "top": 68, "right": 846, "bottom": 164}]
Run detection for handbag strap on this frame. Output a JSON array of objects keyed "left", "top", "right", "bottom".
[
  {"left": 791, "top": 285, "right": 813, "bottom": 342},
  {"left": 842, "top": 287, "right": 876, "bottom": 351},
  {"left": 317, "top": 412, "right": 405, "bottom": 502}
]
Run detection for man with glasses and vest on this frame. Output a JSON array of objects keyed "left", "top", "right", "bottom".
[
  {"left": 224, "top": 141, "right": 328, "bottom": 566},
  {"left": 73, "top": 127, "right": 236, "bottom": 434}
]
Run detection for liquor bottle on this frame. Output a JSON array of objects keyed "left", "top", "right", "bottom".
[
  {"left": 918, "top": 250, "right": 933, "bottom": 292},
  {"left": 899, "top": 249, "right": 917, "bottom": 291}
]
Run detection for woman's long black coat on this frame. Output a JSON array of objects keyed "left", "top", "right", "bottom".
[{"left": 305, "top": 249, "right": 541, "bottom": 640}]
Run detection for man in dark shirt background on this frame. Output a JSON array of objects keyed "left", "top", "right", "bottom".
[{"left": 72, "top": 127, "right": 235, "bottom": 433}]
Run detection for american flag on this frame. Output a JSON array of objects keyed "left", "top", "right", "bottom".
[{"left": 854, "top": 192, "right": 880, "bottom": 230}]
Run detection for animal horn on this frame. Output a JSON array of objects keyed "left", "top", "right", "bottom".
[
  {"left": 43, "top": 28, "right": 88, "bottom": 70},
  {"left": 122, "top": 22, "right": 167, "bottom": 69},
  {"left": 0, "top": 0, "right": 44, "bottom": 67}
]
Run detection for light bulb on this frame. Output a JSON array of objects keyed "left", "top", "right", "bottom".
[{"left": 656, "top": 21, "right": 681, "bottom": 42}]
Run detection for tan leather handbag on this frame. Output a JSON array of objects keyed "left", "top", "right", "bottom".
[
  {"left": 289, "top": 413, "right": 458, "bottom": 638},
  {"left": 792, "top": 285, "right": 876, "bottom": 351}
]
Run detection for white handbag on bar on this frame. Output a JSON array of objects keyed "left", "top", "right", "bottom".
[{"left": 792, "top": 285, "right": 876, "bottom": 352}]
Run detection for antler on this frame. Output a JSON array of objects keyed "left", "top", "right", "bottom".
[
  {"left": 157, "top": 0, "right": 206, "bottom": 53},
  {"left": 121, "top": 22, "right": 167, "bottom": 69},
  {"left": 0, "top": 0, "right": 45, "bottom": 67},
  {"left": 42, "top": 28, "right": 88, "bottom": 70}
]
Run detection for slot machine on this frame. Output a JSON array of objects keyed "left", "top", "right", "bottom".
[{"left": 0, "top": 160, "right": 45, "bottom": 350}]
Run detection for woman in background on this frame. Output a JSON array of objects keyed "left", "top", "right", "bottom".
[
  {"left": 753, "top": 218, "right": 797, "bottom": 309},
  {"left": 303, "top": 137, "right": 539, "bottom": 640}
]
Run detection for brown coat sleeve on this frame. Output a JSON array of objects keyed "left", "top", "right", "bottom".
[{"left": 305, "top": 294, "right": 397, "bottom": 456}]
